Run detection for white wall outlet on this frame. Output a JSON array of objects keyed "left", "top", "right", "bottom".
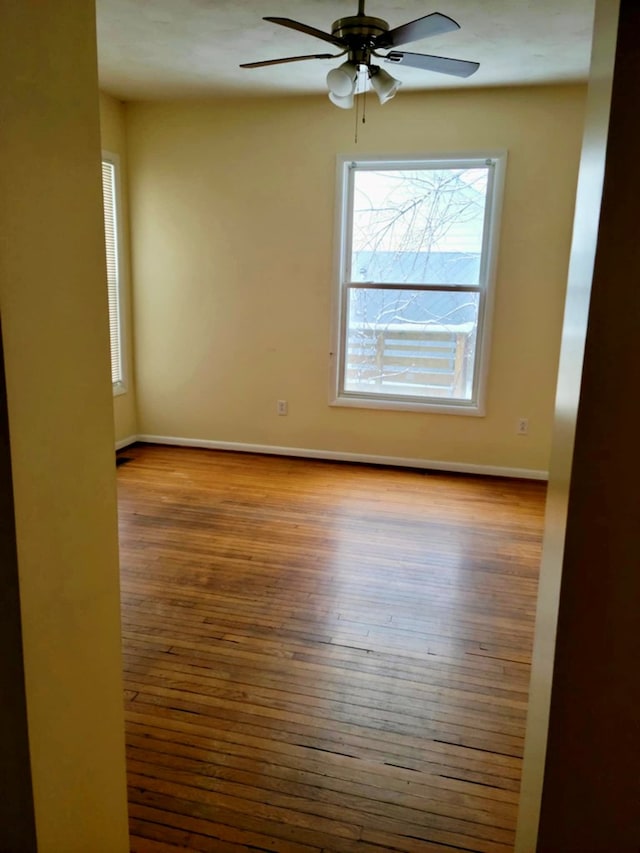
[
  {"left": 277, "top": 400, "right": 288, "bottom": 416},
  {"left": 517, "top": 417, "right": 529, "bottom": 435}
]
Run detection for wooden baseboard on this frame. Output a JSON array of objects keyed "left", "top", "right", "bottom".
[
  {"left": 115, "top": 435, "right": 138, "bottom": 451},
  {"left": 131, "top": 433, "right": 548, "bottom": 480}
]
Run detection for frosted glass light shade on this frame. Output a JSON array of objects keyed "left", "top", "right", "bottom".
[
  {"left": 370, "top": 67, "right": 402, "bottom": 104},
  {"left": 326, "top": 62, "right": 358, "bottom": 97},
  {"left": 328, "top": 90, "right": 355, "bottom": 109}
]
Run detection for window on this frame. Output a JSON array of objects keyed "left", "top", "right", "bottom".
[
  {"left": 331, "top": 154, "right": 505, "bottom": 414},
  {"left": 101, "top": 153, "right": 126, "bottom": 395}
]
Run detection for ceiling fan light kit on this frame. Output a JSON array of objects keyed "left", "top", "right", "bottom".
[{"left": 240, "top": 1, "right": 479, "bottom": 110}]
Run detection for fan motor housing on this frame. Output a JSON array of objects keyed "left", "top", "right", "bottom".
[{"left": 331, "top": 15, "right": 389, "bottom": 46}]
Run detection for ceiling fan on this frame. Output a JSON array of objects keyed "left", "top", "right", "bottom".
[{"left": 240, "top": 1, "right": 479, "bottom": 109}]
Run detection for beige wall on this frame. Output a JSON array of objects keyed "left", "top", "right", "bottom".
[
  {"left": 125, "top": 84, "right": 586, "bottom": 475},
  {"left": 535, "top": 0, "right": 638, "bottom": 842},
  {"left": 100, "top": 92, "right": 138, "bottom": 443},
  {"left": 0, "top": 2, "right": 129, "bottom": 850}
]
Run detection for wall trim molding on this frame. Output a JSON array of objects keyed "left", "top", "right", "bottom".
[
  {"left": 115, "top": 435, "right": 138, "bottom": 451},
  {"left": 131, "top": 433, "right": 548, "bottom": 480}
]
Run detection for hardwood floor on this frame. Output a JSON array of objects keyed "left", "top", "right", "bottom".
[{"left": 117, "top": 444, "right": 546, "bottom": 853}]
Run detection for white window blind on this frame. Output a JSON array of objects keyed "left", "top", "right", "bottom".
[{"left": 101, "top": 158, "right": 124, "bottom": 389}]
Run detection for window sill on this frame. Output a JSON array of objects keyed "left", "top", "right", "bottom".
[{"left": 330, "top": 393, "right": 485, "bottom": 416}]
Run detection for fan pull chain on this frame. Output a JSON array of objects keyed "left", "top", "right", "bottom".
[
  {"left": 353, "top": 70, "right": 367, "bottom": 144},
  {"left": 354, "top": 78, "right": 360, "bottom": 143}
]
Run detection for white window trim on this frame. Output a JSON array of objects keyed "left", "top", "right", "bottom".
[
  {"left": 102, "top": 150, "right": 128, "bottom": 397},
  {"left": 329, "top": 151, "right": 507, "bottom": 416}
]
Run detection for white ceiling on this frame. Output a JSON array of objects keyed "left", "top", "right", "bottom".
[{"left": 96, "top": 0, "right": 596, "bottom": 101}]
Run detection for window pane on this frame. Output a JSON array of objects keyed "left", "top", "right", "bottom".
[
  {"left": 344, "top": 288, "right": 479, "bottom": 401},
  {"left": 350, "top": 168, "right": 488, "bottom": 285}
]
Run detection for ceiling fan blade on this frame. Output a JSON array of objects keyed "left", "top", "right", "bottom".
[
  {"left": 263, "top": 17, "right": 346, "bottom": 48},
  {"left": 375, "top": 13, "right": 459, "bottom": 49},
  {"left": 385, "top": 51, "right": 479, "bottom": 78},
  {"left": 240, "top": 53, "right": 339, "bottom": 69}
]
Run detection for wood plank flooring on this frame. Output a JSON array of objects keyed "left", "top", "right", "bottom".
[{"left": 117, "top": 444, "right": 546, "bottom": 853}]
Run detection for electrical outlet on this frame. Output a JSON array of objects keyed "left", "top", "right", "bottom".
[
  {"left": 277, "top": 400, "right": 288, "bottom": 416},
  {"left": 517, "top": 417, "right": 529, "bottom": 435}
]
